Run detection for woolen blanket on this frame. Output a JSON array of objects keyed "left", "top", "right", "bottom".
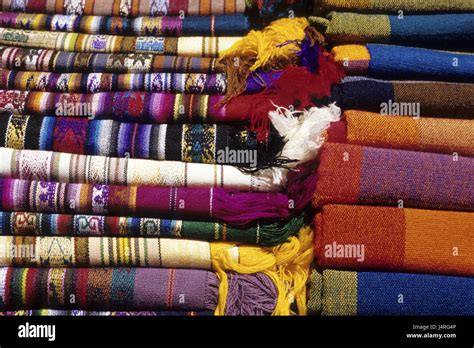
[
  {"left": 314, "top": 205, "right": 474, "bottom": 277},
  {"left": 311, "top": 12, "right": 474, "bottom": 50},
  {"left": 0, "top": 46, "right": 223, "bottom": 74},
  {"left": 0, "top": 310, "right": 213, "bottom": 316},
  {"left": 308, "top": 268, "right": 474, "bottom": 316},
  {"left": 0, "top": 69, "right": 228, "bottom": 94},
  {"left": 332, "top": 44, "right": 474, "bottom": 82},
  {"left": 313, "top": 143, "right": 474, "bottom": 212},
  {"left": 0, "top": 116, "right": 287, "bottom": 169},
  {"left": 0, "top": 28, "right": 240, "bottom": 57},
  {"left": 0, "top": 0, "right": 246, "bottom": 16},
  {"left": 0, "top": 13, "right": 250, "bottom": 37},
  {"left": 332, "top": 77, "right": 474, "bottom": 119},
  {"left": 0, "top": 148, "right": 290, "bottom": 192},
  {"left": 313, "top": 0, "right": 474, "bottom": 13},
  {"left": 0, "top": 211, "right": 304, "bottom": 246},
  {"left": 0, "top": 177, "right": 298, "bottom": 225},
  {"left": 327, "top": 110, "right": 474, "bottom": 157}
]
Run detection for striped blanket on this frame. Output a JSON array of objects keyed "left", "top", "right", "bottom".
[
  {"left": 0, "top": 211, "right": 304, "bottom": 246},
  {"left": 0, "top": 46, "right": 223, "bottom": 74},
  {"left": 0, "top": 310, "right": 213, "bottom": 316},
  {"left": 0, "top": 28, "right": 240, "bottom": 57},
  {"left": 332, "top": 44, "right": 474, "bottom": 82},
  {"left": 332, "top": 77, "right": 474, "bottom": 119},
  {"left": 0, "top": 12, "right": 250, "bottom": 36},
  {"left": 314, "top": 205, "right": 474, "bottom": 277},
  {"left": 313, "top": 143, "right": 474, "bottom": 212},
  {"left": 0, "top": 0, "right": 246, "bottom": 16},
  {"left": 308, "top": 268, "right": 474, "bottom": 316},
  {"left": 311, "top": 12, "right": 474, "bottom": 50},
  {"left": 328, "top": 111, "right": 474, "bottom": 157}
]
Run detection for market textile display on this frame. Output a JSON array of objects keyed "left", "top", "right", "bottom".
[
  {"left": 309, "top": 1, "right": 474, "bottom": 317},
  {"left": 0, "top": 1, "right": 348, "bottom": 316}
]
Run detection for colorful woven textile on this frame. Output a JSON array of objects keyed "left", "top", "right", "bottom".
[
  {"left": 0, "top": 177, "right": 295, "bottom": 225},
  {"left": 0, "top": 46, "right": 223, "bottom": 74},
  {"left": 0, "top": 236, "right": 244, "bottom": 269},
  {"left": 0, "top": 69, "right": 228, "bottom": 94},
  {"left": 0, "top": 310, "right": 213, "bottom": 316},
  {"left": 312, "top": 143, "right": 474, "bottom": 212},
  {"left": 0, "top": 90, "right": 233, "bottom": 123},
  {"left": 328, "top": 111, "right": 474, "bottom": 157},
  {"left": 311, "top": 12, "right": 474, "bottom": 50},
  {"left": 0, "top": 28, "right": 240, "bottom": 57},
  {"left": 332, "top": 77, "right": 474, "bottom": 119},
  {"left": 0, "top": 13, "right": 250, "bottom": 36},
  {"left": 0, "top": 211, "right": 304, "bottom": 246},
  {"left": 332, "top": 44, "right": 474, "bottom": 82},
  {"left": 0, "top": 148, "right": 290, "bottom": 192},
  {"left": 314, "top": 205, "right": 474, "bottom": 277},
  {"left": 0, "top": 116, "right": 287, "bottom": 169},
  {"left": 313, "top": 0, "right": 474, "bottom": 13},
  {"left": 0, "top": 0, "right": 246, "bottom": 16},
  {"left": 308, "top": 268, "right": 474, "bottom": 316}
]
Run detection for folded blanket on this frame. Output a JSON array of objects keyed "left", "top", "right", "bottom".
[
  {"left": 0, "top": 310, "right": 213, "bottom": 316},
  {"left": 314, "top": 205, "right": 474, "bottom": 277},
  {"left": 313, "top": 143, "right": 474, "bottom": 212},
  {"left": 0, "top": 46, "right": 223, "bottom": 74},
  {"left": 311, "top": 12, "right": 474, "bottom": 50},
  {"left": 0, "top": 0, "right": 246, "bottom": 16},
  {"left": 332, "top": 77, "right": 474, "bottom": 119},
  {"left": 328, "top": 111, "right": 474, "bottom": 157},
  {"left": 0, "top": 148, "right": 290, "bottom": 192},
  {"left": 308, "top": 268, "right": 474, "bottom": 316},
  {"left": 313, "top": 0, "right": 474, "bottom": 13},
  {"left": 0, "top": 267, "right": 277, "bottom": 315},
  {"left": 0, "top": 177, "right": 300, "bottom": 225},
  {"left": 0, "top": 211, "right": 304, "bottom": 246},
  {"left": 0, "top": 28, "right": 240, "bottom": 57},
  {"left": 0, "top": 13, "right": 250, "bottom": 36},
  {"left": 0, "top": 69, "right": 228, "bottom": 94},
  {"left": 332, "top": 44, "right": 474, "bottom": 82}
]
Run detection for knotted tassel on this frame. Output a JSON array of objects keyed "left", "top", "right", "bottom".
[{"left": 219, "top": 17, "right": 310, "bottom": 103}]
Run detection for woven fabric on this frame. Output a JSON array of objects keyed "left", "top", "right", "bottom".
[
  {"left": 0, "top": 12, "right": 250, "bottom": 36},
  {"left": 313, "top": 0, "right": 474, "bottom": 13},
  {"left": 312, "top": 143, "right": 474, "bottom": 212},
  {"left": 0, "top": 116, "right": 284, "bottom": 168},
  {"left": 0, "top": 177, "right": 292, "bottom": 224},
  {"left": 332, "top": 44, "right": 474, "bottom": 82},
  {"left": 0, "top": 0, "right": 246, "bottom": 16},
  {"left": 332, "top": 77, "right": 474, "bottom": 119},
  {"left": 311, "top": 12, "right": 474, "bottom": 50},
  {"left": 328, "top": 111, "right": 474, "bottom": 157},
  {"left": 0, "top": 90, "right": 233, "bottom": 123},
  {"left": 0, "top": 235, "right": 242, "bottom": 269},
  {"left": 0, "top": 267, "right": 218, "bottom": 311},
  {"left": 0, "top": 69, "right": 228, "bottom": 94},
  {"left": 0, "top": 28, "right": 240, "bottom": 57},
  {"left": 314, "top": 204, "right": 474, "bottom": 277},
  {"left": 0, "top": 46, "right": 223, "bottom": 74},
  {"left": 0, "top": 310, "right": 213, "bottom": 316},
  {"left": 0, "top": 211, "right": 304, "bottom": 246},
  {"left": 308, "top": 268, "right": 474, "bottom": 316},
  {"left": 0, "top": 148, "right": 289, "bottom": 192}
]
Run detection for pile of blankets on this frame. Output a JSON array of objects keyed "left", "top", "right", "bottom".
[
  {"left": 308, "top": 0, "right": 474, "bottom": 316},
  {"left": 0, "top": 0, "right": 347, "bottom": 316}
]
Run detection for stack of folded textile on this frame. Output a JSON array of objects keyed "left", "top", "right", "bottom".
[
  {"left": 0, "top": 0, "right": 347, "bottom": 316},
  {"left": 307, "top": 0, "right": 474, "bottom": 316}
]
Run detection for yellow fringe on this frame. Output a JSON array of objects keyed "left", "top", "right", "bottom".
[{"left": 211, "top": 226, "right": 314, "bottom": 316}]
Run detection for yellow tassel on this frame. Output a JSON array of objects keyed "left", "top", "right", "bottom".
[
  {"left": 210, "top": 226, "right": 314, "bottom": 316},
  {"left": 218, "top": 17, "right": 310, "bottom": 103}
]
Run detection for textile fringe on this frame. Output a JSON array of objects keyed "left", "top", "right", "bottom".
[{"left": 213, "top": 226, "right": 314, "bottom": 315}]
